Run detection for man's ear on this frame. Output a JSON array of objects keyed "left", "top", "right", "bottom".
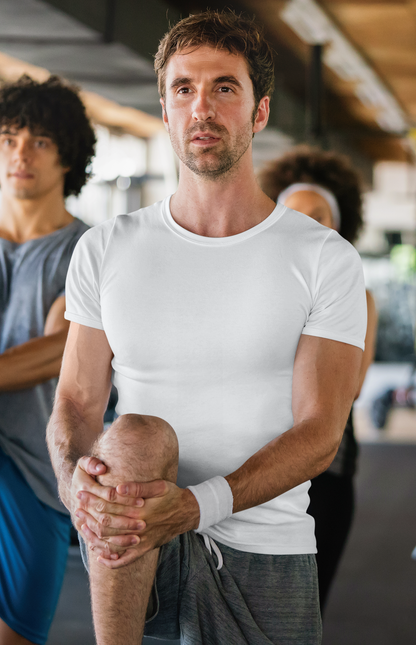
[
  {"left": 160, "top": 98, "right": 169, "bottom": 133},
  {"left": 252, "top": 96, "right": 270, "bottom": 135}
]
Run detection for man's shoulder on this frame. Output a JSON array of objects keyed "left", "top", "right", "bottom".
[
  {"left": 277, "top": 206, "right": 334, "bottom": 255},
  {"left": 279, "top": 206, "right": 328, "bottom": 239},
  {"left": 73, "top": 199, "right": 166, "bottom": 261},
  {"left": 72, "top": 217, "right": 90, "bottom": 234},
  {"left": 66, "top": 217, "right": 90, "bottom": 244},
  {"left": 280, "top": 206, "right": 357, "bottom": 257},
  {"left": 86, "top": 199, "right": 165, "bottom": 240}
]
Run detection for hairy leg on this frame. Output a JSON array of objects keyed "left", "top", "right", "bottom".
[
  {"left": 87, "top": 414, "right": 179, "bottom": 645},
  {"left": 0, "top": 619, "right": 34, "bottom": 645}
]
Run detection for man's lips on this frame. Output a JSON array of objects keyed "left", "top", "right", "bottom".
[
  {"left": 190, "top": 134, "right": 221, "bottom": 145},
  {"left": 9, "top": 170, "right": 35, "bottom": 179}
]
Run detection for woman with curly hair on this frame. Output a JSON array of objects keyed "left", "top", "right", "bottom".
[{"left": 258, "top": 145, "right": 378, "bottom": 614}]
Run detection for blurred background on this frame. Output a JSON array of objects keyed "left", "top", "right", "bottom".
[{"left": 1, "top": 0, "right": 415, "bottom": 643}]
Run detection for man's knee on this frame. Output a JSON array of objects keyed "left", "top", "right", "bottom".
[{"left": 92, "top": 414, "right": 178, "bottom": 486}]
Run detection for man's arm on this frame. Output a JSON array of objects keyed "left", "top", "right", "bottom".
[
  {"left": 225, "top": 334, "right": 362, "bottom": 512},
  {"left": 74, "top": 334, "right": 362, "bottom": 567},
  {"left": 0, "top": 295, "right": 69, "bottom": 391},
  {"left": 46, "top": 322, "right": 114, "bottom": 511}
]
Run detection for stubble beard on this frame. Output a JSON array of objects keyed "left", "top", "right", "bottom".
[{"left": 169, "top": 121, "right": 253, "bottom": 181}]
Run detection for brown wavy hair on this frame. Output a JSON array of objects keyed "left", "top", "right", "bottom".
[
  {"left": 0, "top": 75, "right": 96, "bottom": 197},
  {"left": 154, "top": 10, "right": 275, "bottom": 115},
  {"left": 257, "top": 145, "right": 363, "bottom": 243}
]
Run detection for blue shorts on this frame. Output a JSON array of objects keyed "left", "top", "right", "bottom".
[{"left": 0, "top": 447, "right": 71, "bottom": 644}]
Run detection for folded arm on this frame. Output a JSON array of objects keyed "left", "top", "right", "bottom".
[{"left": 0, "top": 295, "right": 69, "bottom": 391}]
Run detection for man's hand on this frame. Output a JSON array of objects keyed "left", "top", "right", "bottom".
[
  {"left": 72, "top": 456, "right": 200, "bottom": 569},
  {"left": 71, "top": 456, "right": 149, "bottom": 562},
  {"left": 99, "top": 481, "right": 199, "bottom": 568}
]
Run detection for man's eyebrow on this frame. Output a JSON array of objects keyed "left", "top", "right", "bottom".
[
  {"left": 169, "top": 75, "right": 243, "bottom": 90},
  {"left": 214, "top": 75, "right": 242, "bottom": 88},
  {"left": 170, "top": 77, "right": 192, "bottom": 90}
]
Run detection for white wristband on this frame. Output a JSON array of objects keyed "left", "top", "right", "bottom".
[{"left": 188, "top": 476, "right": 234, "bottom": 532}]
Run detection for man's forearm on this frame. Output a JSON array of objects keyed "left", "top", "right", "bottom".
[
  {"left": 172, "top": 417, "right": 342, "bottom": 536},
  {"left": 223, "top": 337, "right": 362, "bottom": 516},
  {"left": 46, "top": 396, "right": 103, "bottom": 511},
  {"left": 0, "top": 331, "right": 67, "bottom": 391},
  {"left": 225, "top": 417, "right": 341, "bottom": 515}
]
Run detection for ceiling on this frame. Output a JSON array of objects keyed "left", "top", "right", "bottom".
[
  {"left": 321, "top": 0, "right": 416, "bottom": 124},
  {"left": 0, "top": 0, "right": 165, "bottom": 137}
]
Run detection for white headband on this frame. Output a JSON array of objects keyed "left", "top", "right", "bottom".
[{"left": 277, "top": 182, "right": 341, "bottom": 231}]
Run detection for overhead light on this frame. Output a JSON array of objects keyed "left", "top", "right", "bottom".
[
  {"left": 280, "top": 0, "right": 408, "bottom": 134},
  {"left": 280, "top": 0, "right": 331, "bottom": 45}
]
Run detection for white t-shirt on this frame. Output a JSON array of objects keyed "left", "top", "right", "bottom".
[{"left": 65, "top": 196, "right": 367, "bottom": 555}]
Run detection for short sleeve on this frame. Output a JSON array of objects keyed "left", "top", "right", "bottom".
[
  {"left": 64, "top": 220, "right": 115, "bottom": 330},
  {"left": 302, "top": 232, "right": 367, "bottom": 350}
]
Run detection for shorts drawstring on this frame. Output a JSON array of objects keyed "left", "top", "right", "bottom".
[{"left": 202, "top": 533, "right": 224, "bottom": 570}]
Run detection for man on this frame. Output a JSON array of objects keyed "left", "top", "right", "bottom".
[
  {"left": 48, "top": 10, "right": 366, "bottom": 645},
  {"left": 0, "top": 75, "right": 95, "bottom": 645}
]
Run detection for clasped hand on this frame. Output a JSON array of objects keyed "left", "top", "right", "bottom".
[{"left": 71, "top": 456, "right": 199, "bottom": 569}]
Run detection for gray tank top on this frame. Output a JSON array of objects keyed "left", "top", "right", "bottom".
[{"left": 0, "top": 218, "right": 89, "bottom": 512}]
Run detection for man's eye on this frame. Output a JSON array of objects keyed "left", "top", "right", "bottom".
[
  {"left": 1, "top": 138, "right": 14, "bottom": 146},
  {"left": 178, "top": 88, "right": 191, "bottom": 94},
  {"left": 218, "top": 86, "right": 232, "bottom": 93},
  {"left": 35, "top": 140, "right": 47, "bottom": 148}
]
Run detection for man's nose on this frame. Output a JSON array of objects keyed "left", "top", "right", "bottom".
[
  {"left": 192, "top": 91, "right": 215, "bottom": 121},
  {"left": 13, "top": 141, "right": 31, "bottom": 163}
]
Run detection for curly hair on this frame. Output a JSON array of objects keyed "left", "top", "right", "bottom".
[
  {"left": 154, "top": 10, "right": 275, "bottom": 115},
  {"left": 257, "top": 145, "right": 363, "bottom": 244},
  {"left": 0, "top": 75, "right": 96, "bottom": 197}
]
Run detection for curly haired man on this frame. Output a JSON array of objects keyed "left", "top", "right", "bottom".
[
  {"left": 48, "top": 11, "right": 366, "bottom": 645},
  {"left": 0, "top": 75, "right": 95, "bottom": 645}
]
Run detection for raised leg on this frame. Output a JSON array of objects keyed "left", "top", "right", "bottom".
[{"left": 87, "top": 414, "right": 179, "bottom": 645}]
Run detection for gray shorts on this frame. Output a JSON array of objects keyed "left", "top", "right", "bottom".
[
  {"left": 145, "top": 532, "right": 321, "bottom": 644},
  {"left": 80, "top": 532, "right": 321, "bottom": 644}
]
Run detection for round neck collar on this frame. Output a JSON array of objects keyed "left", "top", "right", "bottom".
[{"left": 162, "top": 196, "right": 286, "bottom": 247}]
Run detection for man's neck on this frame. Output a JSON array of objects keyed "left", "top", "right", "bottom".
[
  {"left": 0, "top": 190, "right": 73, "bottom": 244},
  {"left": 170, "top": 157, "right": 276, "bottom": 238}
]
